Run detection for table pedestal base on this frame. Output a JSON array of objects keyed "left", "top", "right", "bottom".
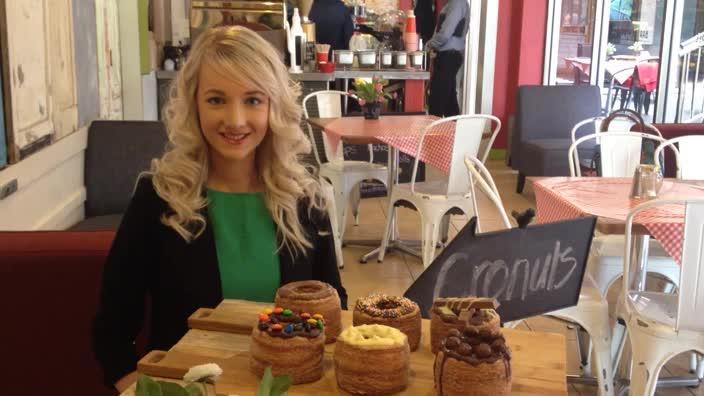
[
  {"left": 344, "top": 239, "right": 423, "bottom": 263},
  {"left": 567, "top": 374, "right": 701, "bottom": 393}
]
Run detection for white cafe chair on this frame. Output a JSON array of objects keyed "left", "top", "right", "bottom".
[
  {"left": 621, "top": 199, "right": 704, "bottom": 396},
  {"left": 568, "top": 129, "right": 680, "bottom": 368},
  {"left": 320, "top": 180, "right": 344, "bottom": 269},
  {"left": 464, "top": 156, "right": 511, "bottom": 230},
  {"left": 569, "top": 116, "right": 662, "bottom": 149},
  {"left": 654, "top": 135, "right": 704, "bottom": 181},
  {"left": 378, "top": 114, "right": 500, "bottom": 267},
  {"left": 303, "top": 90, "right": 389, "bottom": 243},
  {"left": 466, "top": 155, "right": 615, "bottom": 395},
  {"left": 568, "top": 131, "right": 680, "bottom": 296}
]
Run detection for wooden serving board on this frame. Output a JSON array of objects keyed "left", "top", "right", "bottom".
[
  {"left": 187, "top": 299, "right": 269, "bottom": 334},
  {"left": 136, "top": 300, "right": 568, "bottom": 396}
]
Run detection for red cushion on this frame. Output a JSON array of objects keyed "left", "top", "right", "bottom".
[{"left": 0, "top": 231, "right": 117, "bottom": 396}]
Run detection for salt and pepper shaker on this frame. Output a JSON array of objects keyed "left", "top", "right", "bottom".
[{"left": 630, "top": 164, "right": 663, "bottom": 199}]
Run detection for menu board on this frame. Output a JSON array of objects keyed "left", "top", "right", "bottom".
[{"left": 404, "top": 216, "right": 596, "bottom": 322}]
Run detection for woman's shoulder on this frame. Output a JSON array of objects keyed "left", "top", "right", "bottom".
[
  {"left": 131, "top": 174, "right": 168, "bottom": 210},
  {"left": 133, "top": 174, "right": 157, "bottom": 198}
]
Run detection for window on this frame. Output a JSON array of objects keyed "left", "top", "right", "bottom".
[{"left": 561, "top": 0, "right": 592, "bottom": 33}]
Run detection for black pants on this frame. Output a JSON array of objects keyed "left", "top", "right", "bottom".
[{"left": 429, "top": 50, "right": 463, "bottom": 117}]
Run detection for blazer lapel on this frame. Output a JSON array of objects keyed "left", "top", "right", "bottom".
[{"left": 185, "top": 204, "right": 222, "bottom": 306}]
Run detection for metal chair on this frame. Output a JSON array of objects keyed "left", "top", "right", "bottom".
[
  {"left": 464, "top": 156, "right": 511, "bottom": 230},
  {"left": 568, "top": 131, "right": 665, "bottom": 178},
  {"left": 654, "top": 135, "right": 704, "bottom": 180},
  {"left": 378, "top": 114, "right": 501, "bottom": 267},
  {"left": 302, "top": 90, "right": 389, "bottom": 246},
  {"left": 568, "top": 130, "right": 679, "bottom": 291},
  {"left": 320, "top": 180, "right": 345, "bottom": 269},
  {"left": 621, "top": 198, "right": 704, "bottom": 396},
  {"left": 467, "top": 155, "right": 615, "bottom": 395}
]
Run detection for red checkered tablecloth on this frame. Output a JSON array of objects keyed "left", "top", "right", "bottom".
[
  {"left": 322, "top": 115, "right": 455, "bottom": 173},
  {"left": 534, "top": 177, "right": 704, "bottom": 264}
]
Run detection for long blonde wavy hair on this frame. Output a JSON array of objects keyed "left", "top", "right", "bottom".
[{"left": 150, "top": 26, "right": 324, "bottom": 256}]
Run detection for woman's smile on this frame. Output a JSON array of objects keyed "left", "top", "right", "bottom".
[{"left": 219, "top": 131, "right": 251, "bottom": 145}]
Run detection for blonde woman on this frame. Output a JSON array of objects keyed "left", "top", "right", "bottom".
[{"left": 92, "top": 26, "right": 347, "bottom": 392}]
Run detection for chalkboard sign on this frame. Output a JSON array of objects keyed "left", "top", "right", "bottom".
[{"left": 404, "top": 216, "right": 596, "bottom": 322}]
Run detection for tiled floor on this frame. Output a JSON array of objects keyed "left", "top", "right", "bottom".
[{"left": 337, "top": 160, "right": 703, "bottom": 396}]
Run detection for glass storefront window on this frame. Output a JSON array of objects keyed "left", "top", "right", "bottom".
[
  {"left": 674, "top": 0, "right": 704, "bottom": 122},
  {"left": 681, "top": 0, "right": 704, "bottom": 42},
  {"left": 601, "top": 0, "right": 666, "bottom": 121},
  {"left": 556, "top": 0, "right": 597, "bottom": 85}
]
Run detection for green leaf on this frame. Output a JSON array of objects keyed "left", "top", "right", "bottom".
[
  {"left": 157, "top": 381, "right": 190, "bottom": 396},
  {"left": 256, "top": 367, "right": 291, "bottom": 396},
  {"left": 136, "top": 375, "right": 162, "bottom": 396},
  {"left": 257, "top": 367, "right": 274, "bottom": 396},
  {"left": 269, "top": 374, "right": 292, "bottom": 396},
  {"left": 183, "top": 383, "right": 205, "bottom": 396}
]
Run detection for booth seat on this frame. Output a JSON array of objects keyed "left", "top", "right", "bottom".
[{"left": 0, "top": 231, "right": 125, "bottom": 395}]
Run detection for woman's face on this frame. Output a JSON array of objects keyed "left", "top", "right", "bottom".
[{"left": 196, "top": 62, "right": 270, "bottom": 166}]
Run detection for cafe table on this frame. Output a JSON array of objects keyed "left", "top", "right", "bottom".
[
  {"left": 308, "top": 115, "right": 478, "bottom": 263},
  {"left": 532, "top": 177, "right": 704, "bottom": 290},
  {"left": 121, "top": 299, "right": 568, "bottom": 396},
  {"left": 564, "top": 56, "right": 659, "bottom": 84}
]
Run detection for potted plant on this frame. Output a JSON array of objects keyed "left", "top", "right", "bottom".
[{"left": 350, "top": 76, "right": 392, "bottom": 120}]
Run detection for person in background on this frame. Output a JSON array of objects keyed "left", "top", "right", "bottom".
[
  {"left": 426, "top": 0, "right": 469, "bottom": 117},
  {"left": 414, "top": 0, "right": 435, "bottom": 44},
  {"left": 92, "top": 26, "right": 347, "bottom": 393},
  {"left": 309, "top": 0, "right": 354, "bottom": 51}
]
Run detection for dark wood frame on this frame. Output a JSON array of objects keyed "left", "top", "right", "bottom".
[{"left": 0, "top": 0, "right": 16, "bottom": 164}]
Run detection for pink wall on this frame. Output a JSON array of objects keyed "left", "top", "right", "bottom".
[
  {"left": 491, "top": 0, "right": 548, "bottom": 149},
  {"left": 404, "top": 0, "right": 549, "bottom": 149}
]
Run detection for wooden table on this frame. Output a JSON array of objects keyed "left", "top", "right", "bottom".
[{"left": 123, "top": 300, "right": 568, "bottom": 396}]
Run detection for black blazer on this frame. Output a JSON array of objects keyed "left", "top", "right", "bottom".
[{"left": 92, "top": 177, "right": 347, "bottom": 387}]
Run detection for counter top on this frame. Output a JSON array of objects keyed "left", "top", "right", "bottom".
[
  {"left": 156, "top": 69, "right": 430, "bottom": 81},
  {"left": 332, "top": 69, "right": 430, "bottom": 80}
]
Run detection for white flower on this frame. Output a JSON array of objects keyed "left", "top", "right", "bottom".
[
  {"left": 628, "top": 41, "right": 644, "bottom": 52},
  {"left": 607, "top": 42, "right": 616, "bottom": 56},
  {"left": 183, "top": 363, "right": 223, "bottom": 383}
]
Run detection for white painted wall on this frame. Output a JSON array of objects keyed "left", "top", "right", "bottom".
[
  {"left": 142, "top": 71, "right": 159, "bottom": 121},
  {"left": 171, "top": 0, "right": 189, "bottom": 44},
  {"left": 0, "top": 128, "right": 87, "bottom": 230},
  {"left": 0, "top": 0, "right": 88, "bottom": 231},
  {"left": 118, "top": 0, "right": 145, "bottom": 120}
]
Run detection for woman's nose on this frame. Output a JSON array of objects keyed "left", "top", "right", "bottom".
[{"left": 224, "top": 103, "right": 247, "bottom": 128}]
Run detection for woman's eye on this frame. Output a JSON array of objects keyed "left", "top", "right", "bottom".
[
  {"left": 207, "top": 97, "right": 224, "bottom": 105},
  {"left": 246, "top": 97, "right": 264, "bottom": 105}
]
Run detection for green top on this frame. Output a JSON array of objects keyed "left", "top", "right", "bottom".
[{"left": 207, "top": 189, "right": 280, "bottom": 302}]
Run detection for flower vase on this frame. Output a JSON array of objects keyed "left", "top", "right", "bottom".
[{"left": 363, "top": 102, "right": 381, "bottom": 120}]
